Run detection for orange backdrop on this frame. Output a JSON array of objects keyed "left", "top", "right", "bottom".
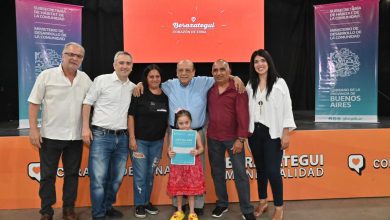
[
  {"left": 1, "top": 129, "right": 390, "bottom": 209},
  {"left": 123, "top": 0, "right": 264, "bottom": 63}
]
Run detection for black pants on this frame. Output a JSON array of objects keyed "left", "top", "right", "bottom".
[
  {"left": 248, "top": 123, "right": 283, "bottom": 206},
  {"left": 39, "top": 138, "right": 83, "bottom": 216}
]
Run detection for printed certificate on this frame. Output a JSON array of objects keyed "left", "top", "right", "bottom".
[{"left": 171, "top": 129, "right": 196, "bottom": 165}]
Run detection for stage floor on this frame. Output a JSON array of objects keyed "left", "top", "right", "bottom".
[
  {"left": 1, "top": 197, "right": 389, "bottom": 220},
  {"left": 1, "top": 111, "right": 390, "bottom": 137},
  {"left": 293, "top": 111, "right": 390, "bottom": 130}
]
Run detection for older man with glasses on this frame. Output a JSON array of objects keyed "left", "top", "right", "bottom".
[{"left": 28, "top": 42, "right": 92, "bottom": 220}]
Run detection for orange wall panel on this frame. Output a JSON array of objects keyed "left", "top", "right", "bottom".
[{"left": 1, "top": 129, "right": 390, "bottom": 209}]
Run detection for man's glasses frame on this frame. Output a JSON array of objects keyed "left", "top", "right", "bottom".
[{"left": 63, "top": 52, "right": 84, "bottom": 59}]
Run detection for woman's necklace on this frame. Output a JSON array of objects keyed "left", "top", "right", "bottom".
[
  {"left": 258, "top": 89, "right": 265, "bottom": 115},
  {"left": 258, "top": 100, "right": 263, "bottom": 115}
]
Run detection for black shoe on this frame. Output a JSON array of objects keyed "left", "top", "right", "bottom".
[
  {"left": 40, "top": 214, "right": 53, "bottom": 220},
  {"left": 62, "top": 208, "right": 77, "bottom": 220},
  {"left": 106, "top": 207, "right": 123, "bottom": 218},
  {"left": 145, "top": 202, "right": 159, "bottom": 215},
  {"left": 135, "top": 206, "right": 146, "bottom": 218},
  {"left": 92, "top": 217, "right": 105, "bottom": 220},
  {"left": 242, "top": 212, "right": 256, "bottom": 220},
  {"left": 194, "top": 208, "right": 204, "bottom": 216},
  {"left": 211, "top": 206, "right": 228, "bottom": 218}
]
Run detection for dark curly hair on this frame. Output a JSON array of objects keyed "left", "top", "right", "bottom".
[{"left": 141, "top": 64, "right": 162, "bottom": 89}]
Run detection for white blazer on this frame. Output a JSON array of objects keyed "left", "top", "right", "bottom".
[{"left": 246, "top": 78, "right": 296, "bottom": 139}]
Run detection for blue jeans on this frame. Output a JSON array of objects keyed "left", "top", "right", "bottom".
[
  {"left": 130, "top": 139, "right": 164, "bottom": 206},
  {"left": 88, "top": 128, "right": 129, "bottom": 218},
  {"left": 207, "top": 138, "right": 254, "bottom": 215}
]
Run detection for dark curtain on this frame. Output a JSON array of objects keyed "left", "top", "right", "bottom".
[
  {"left": 82, "top": 0, "right": 124, "bottom": 79},
  {"left": 1, "top": 0, "right": 18, "bottom": 121},
  {"left": 1, "top": 0, "right": 389, "bottom": 121},
  {"left": 378, "top": 0, "right": 390, "bottom": 115},
  {"left": 265, "top": 0, "right": 316, "bottom": 110}
]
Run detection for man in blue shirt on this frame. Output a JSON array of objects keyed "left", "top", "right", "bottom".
[
  {"left": 162, "top": 60, "right": 212, "bottom": 215},
  {"left": 135, "top": 59, "right": 244, "bottom": 216},
  {"left": 162, "top": 60, "right": 214, "bottom": 130}
]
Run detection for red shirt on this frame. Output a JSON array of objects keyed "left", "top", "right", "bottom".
[{"left": 207, "top": 79, "right": 249, "bottom": 141}]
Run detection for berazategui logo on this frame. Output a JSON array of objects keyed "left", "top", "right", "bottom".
[{"left": 172, "top": 17, "right": 215, "bottom": 34}]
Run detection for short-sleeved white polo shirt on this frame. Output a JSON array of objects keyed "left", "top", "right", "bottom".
[{"left": 28, "top": 65, "right": 92, "bottom": 140}]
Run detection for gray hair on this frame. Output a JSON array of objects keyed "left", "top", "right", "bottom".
[
  {"left": 177, "top": 59, "right": 195, "bottom": 71},
  {"left": 114, "top": 51, "right": 133, "bottom": 62},
  {"left": 213, "top": 59, "right": 230, "bottom": 70},
  {"left": 62, "top": 42, "right": 85, "bottom": 54}
]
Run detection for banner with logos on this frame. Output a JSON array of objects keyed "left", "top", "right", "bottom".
[
  {"left": 1, "top": 129, "right": 390, "bottom": 209},
  {"left": 15, "top": 0, "right": 82, "bottom": 128},
  {"left": 314, "top": 0, "right": 378, "bottom": 122}
]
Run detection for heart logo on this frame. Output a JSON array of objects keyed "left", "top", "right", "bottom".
[
  {"left": 191, "top": 17, "right": 196, "bottom": 22},
  {"left": 33, "top": 166, "right": 40, "bottom": 174},
  {"left": 28, "top": 162, "right": 41, "bottom": 182},
  {"left": 348, "top": 154, "right": 365, "bottom": 175},
  {"left": 352, "top": 158, "right": 360, "bottom": 165}
]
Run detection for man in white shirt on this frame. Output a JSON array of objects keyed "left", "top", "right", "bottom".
[
  {"left": 82, "top": 51, "right": 136, "bottom": 220},
  {"left": 28, "top": 42, "right": 92, "bottom": 220}
]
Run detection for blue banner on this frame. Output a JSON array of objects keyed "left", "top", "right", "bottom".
[
  {"left": 314, "top": 0, "right": 378, "bottom": 122},
  {"left": 16, "top": 0, "right": 82, "bottom": 128}
]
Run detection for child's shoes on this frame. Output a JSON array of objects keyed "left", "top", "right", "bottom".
[
  {"left": 170, "top": 211, "right": 185, "bottom": 220},
  {"left": 188, "top": 213, "right": 198, "bottom": 220}
]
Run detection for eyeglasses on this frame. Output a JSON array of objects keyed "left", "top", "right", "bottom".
[
  {"left": 212, "top": 67, "right": 227, "bottom": 73},
  {"left": 64, "top": 52, "right": 84, "bottom": 59},
  {"left": 177, "top": 68, "right": 193, "bottom": 74}
]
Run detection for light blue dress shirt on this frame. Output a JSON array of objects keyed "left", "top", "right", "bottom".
[{"left": 162, "top": 76, "right": 214, "bottom": 128}]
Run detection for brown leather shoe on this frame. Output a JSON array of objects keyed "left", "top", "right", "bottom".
[
  {"left": 63, "top": 208, "right": 77, "bottom": 220},
  {"left": 40, "top": 214, "right": 53, "bottom": 220},
  {"left": 272, "top": 206, "right": 284, "bottom": 220},
  {"left": 254, "top": 200, "right": 268, "bottom": 217}
]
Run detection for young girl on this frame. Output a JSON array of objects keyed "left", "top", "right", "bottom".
[{"left": 167, "top": 110, "right": 205, "bottom": 220}]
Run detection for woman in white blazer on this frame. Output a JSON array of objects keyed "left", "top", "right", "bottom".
[{"left": 246, "top": 49, "right": 296, "bottom": 220}]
